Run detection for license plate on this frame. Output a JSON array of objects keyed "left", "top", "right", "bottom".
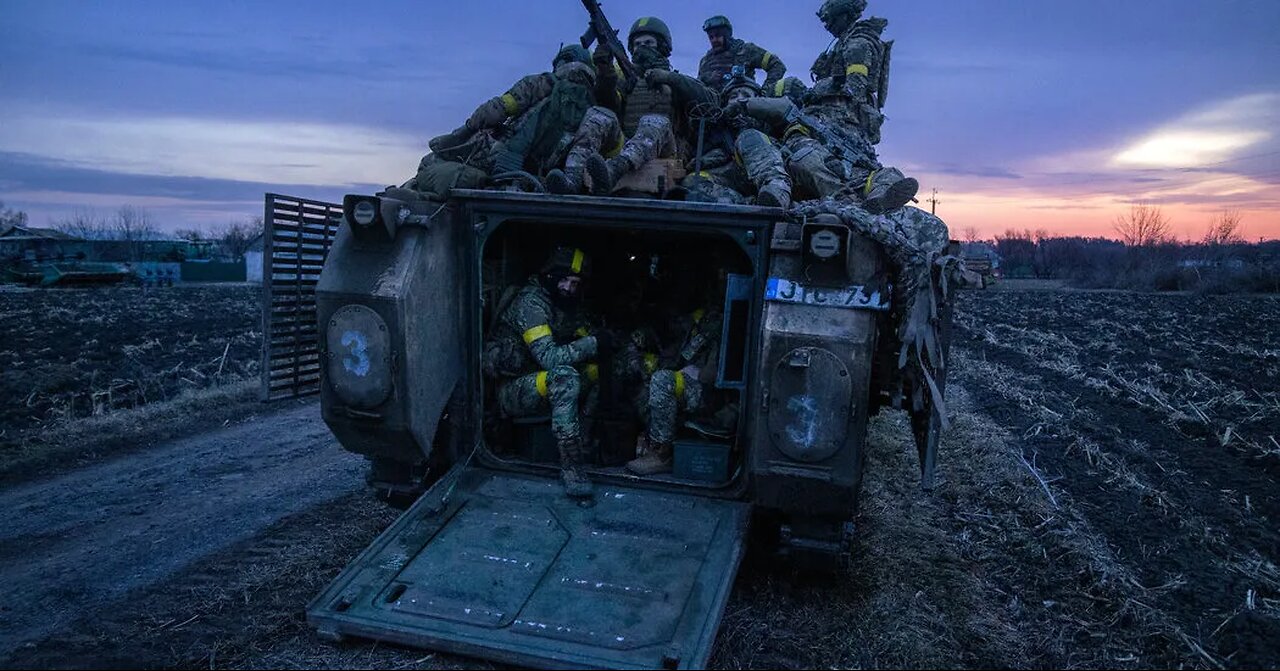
[{"left": 764, "top": 277, "right": 890, "bottom": 311}]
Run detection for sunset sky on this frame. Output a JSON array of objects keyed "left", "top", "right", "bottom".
[{"left": 1, "top": 0, "right": 1277, "bottom": 240}]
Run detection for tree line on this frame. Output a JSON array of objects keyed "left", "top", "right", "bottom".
[{"left": 978, "top": 205, "right": 1279, "bottom": 293}]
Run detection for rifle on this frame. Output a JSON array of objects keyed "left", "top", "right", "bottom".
[
  {"left": 578, "top": 0, "right": 638, "bottom": 89},
  {"left": 783, "top": 105, "right": 879, "bottom": 171}
]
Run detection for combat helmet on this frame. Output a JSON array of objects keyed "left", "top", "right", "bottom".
[
  {"left": 542, "top": 246, "right": 591, "bottom": 278},
  {"left": 552, "top": 44, "right": 597, "bottom": 86},
  {"left": 702, "top": 15, "right": 732, "bottom": 37},
  {"left": 553, "top": 44, "right": 592, "bottom": 69},
  {"left": 628, "top": 16, "right": 672, "bottom": 56},
  {"left": 817, "top": 0, "right": 867, "bottom": 34},
  {"left": 721, "top": 67, "right": 763, "bottom": 104}
]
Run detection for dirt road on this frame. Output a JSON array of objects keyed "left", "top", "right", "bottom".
[{"left": 0, "top": 401, "right": 364, "bottom": 659}]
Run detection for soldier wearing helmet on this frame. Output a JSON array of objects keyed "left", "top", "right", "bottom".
[
  {"left": 724, "top": 76, "right": 918, "bottom": 213},
  {"left": 483, "top": 246, "right": 602, "bottom": 498},
  {"left": 697, "top": 15, "right": 787, "bottom": 93},
  {"left": 681, "top": 70, "right": 792, "bottom": 208},
  {"left": 809, "top": 0, "right": 891, "bottom": 144},
  {"left": 414, "top": 44, "right": 599, "bottom": 197},
  {"left": 562, "top": 16, "right": 718, "bottom": 196}
]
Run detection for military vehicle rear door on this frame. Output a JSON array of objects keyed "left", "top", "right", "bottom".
[{"left": 308, "top": 466, "right": 749, "bottom": 669}]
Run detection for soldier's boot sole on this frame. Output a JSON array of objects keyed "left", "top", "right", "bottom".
[
  {"left": 545, "top": 169, "right": 578, "bottom": 195},
  {"left": 756, "top": 182, "right": 792, "bottom": 209},
  {"left": 586, "top": 154, "right": 619, "bottom": 196},
  {"left": 864, "top": 177, "right": 919, "bottom": 214}
]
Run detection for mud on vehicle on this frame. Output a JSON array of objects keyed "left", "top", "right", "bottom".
[{"left": 303, "top": 188, "right": 948, "bottom": 669}]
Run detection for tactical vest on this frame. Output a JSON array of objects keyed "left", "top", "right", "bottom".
[
  {"left": 698, "top": 39, "right": 752, "bottom": 89},
  {"left": 621, "top": 79, "right": 674, "bottom": 137}
]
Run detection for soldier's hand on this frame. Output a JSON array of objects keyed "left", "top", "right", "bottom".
[
  {"left": 644, "top": 69, "right": 672, "bottom": 88},
  {"left": 722, "top": 100, "right": 746, "bottom": 118},
  {"left": 592, "top": 46, "right": 613, "bottom": 69}
]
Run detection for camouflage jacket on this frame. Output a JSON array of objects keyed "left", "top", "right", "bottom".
[
  {"left": 698, "top": 38, "right": 787, "bottom": 91},
  {"left": 670, "top": 308, "right": 724, "bottom": 384},
  {"left": 594, "top": 59, "right": 717, "bottom": 143},
  {"left": 465, "top": 72, "right": 557, "bottom": 132},
  {"left": 483, "top": 277, "right": 598, "bottom": 379},
  {"left": 809, "top": 17, "right": 888, "bottom": 104}
]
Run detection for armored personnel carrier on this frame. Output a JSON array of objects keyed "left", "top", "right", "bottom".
[{"left": 302, "top": 187, "right": 949, "bottom": 668}]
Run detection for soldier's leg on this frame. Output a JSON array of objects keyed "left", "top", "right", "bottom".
[
  {"left": 548, "top": 106, "right": 622, "bottom": 194},
  {"left": 628, "top": 370, "right": 704, "bottom": 475},
  {"left": 850, "top": 166, "right": 920, "bottom": 214},
  {"left": 784, "top": 136, "right": 848, "bottom": 200},
  {"left": 680, "top": 166, "right": 751, "bottom": 205},
  {"left": 414, "top": 153, "right": 490, "bottom": 199},
  {"left": 497, "top": 373, "right": 552, "bottom": 419},
  {"left": 735, "top": 129, "right": 791, "bottom": 208},
  {"left": 587, "top": 114, "right": 674, "bottom": 195}
]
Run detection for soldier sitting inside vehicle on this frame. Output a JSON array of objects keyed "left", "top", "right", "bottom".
[
  {"left": 482, "top": 246, "right": 602, "bottom": 498},
  {"left": 628, "top": 279, "right": 733, "bottom": 476}
]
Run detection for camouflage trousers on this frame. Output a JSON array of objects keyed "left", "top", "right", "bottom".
[
  {"left": 412, "top": 152, "right": 491, "bottom": 198},
  {"left": 639, "top": 370, "right": 705, "bottom": 445},
  {"left": 564, "top": 106, "right": 625, "bottom": 173},
  {"left": 616, "top": 114, "right": 676, "bottom": 170},
  {"left": 498, "top": 365, "right": 598, "bottom": 465},
  {"left": 685, "top": 128, "right": 789, "bottom": 203}
]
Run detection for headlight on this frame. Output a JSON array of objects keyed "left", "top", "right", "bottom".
[{"left": 352, "top": 200, "right": 377, "bottom": 226}]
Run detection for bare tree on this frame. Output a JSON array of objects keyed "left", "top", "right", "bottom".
[
  {"left": 962, "top": 226, "right": 980, "bottom": 243},
  {"left": 212, "top": 216, "right": 264, "bottom": 259},
  {"left": 1113, "top": 203, "right": 1172, "bottom": 247},
  {"left": 112, "top": 206, "right": 159, "bottom": 241},
  {"left": 174, "top": 227, "right": 208, "bottom": 242},
  {"left": 54, "top": 208, "right": 111, "bottom": 239},
  {"left": 0, "top": 201, "right": 28, "bottom": 229},
  {"left": 1202, "top": 210, "right": 1245, "bottom": 246}
]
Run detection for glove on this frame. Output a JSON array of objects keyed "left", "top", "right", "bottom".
[
  {"left": 593, "top": 46, "right": 614, "bottom": 69},
  {"left": 644, "top": 69, "right": 672, "bottom": 88},
  {"left": 428, "top": 124, "right": 475, "bottom": 153}
]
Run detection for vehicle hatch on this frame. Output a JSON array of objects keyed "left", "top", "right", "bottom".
[{"left": 308, "top": 466, "right": 750, "bottom": 669}]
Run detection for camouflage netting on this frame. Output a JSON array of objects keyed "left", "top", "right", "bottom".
[{"left": 796, "top": 199, "right": 961, "bottom": 427}]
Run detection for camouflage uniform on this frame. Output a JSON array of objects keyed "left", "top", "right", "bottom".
[
  {"left": 415, "top": 46, "right": 597, "bottom": 196},
  {"left": 582, "top": 17, "right": 719, "bottom": 195},
  {"left": 483, "top": 250, "right": 599, "bottom": 495},
  {"left": 683, "top": 75, "right": 791, "bottom": 208},
  {"left": 628, "top": 309, "right": 725, "bottom": 474},
  {"left": 733, "top": 95, "right": 916, "bottom": 212},
  {"left": 810, "top": 0, "right": 890, "bottom": 145},
  {"left": 697, "top": 15, "right": 786, "bottom": 92}
]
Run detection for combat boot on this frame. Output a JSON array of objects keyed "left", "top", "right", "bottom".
[
  {"left": 756, "top": 180, "right": 792, "bottom": 209},
  {"left": 862, "top": 170, "right": 919, "bottom": 214},
  {"left": 428, "top": 123, "right": 476, "bottom": 153},
  {"left": 560, "top": 464, "right": 593, "bottom": 498},
  {"left": 545, "top": 167, "right": 585, "bottom": 195},
  {"left": 585, "top": 154, "right": 629, "bottom": 196},
  {"left": 626, "top": 441, "right": 673, "bottom": 475}
]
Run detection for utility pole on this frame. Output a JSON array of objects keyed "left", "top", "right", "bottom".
[{"left": 926, "top": 188, "right": 940, "bottom": 216}]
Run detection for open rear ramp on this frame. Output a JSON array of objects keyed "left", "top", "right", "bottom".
[{"left": 308, "top": 467, "right": 750, "bottom": 669}]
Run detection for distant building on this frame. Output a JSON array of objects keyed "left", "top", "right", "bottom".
[
  {"left": 0, "top": 224, "right": 82, "bottom": 260},
  {"left": 244, "top": 232, "right": 264, "bottom": 284}
]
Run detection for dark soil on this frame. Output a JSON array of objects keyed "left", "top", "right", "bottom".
[
  {"left": 950, "top": 289, "right": 1280, "bottom": 668},
  {"left": 3, "top": 286, "right": 1276, "bottom": 669},
  {"left": 0, "top": 284, "right": 261, "bottom": 438}
]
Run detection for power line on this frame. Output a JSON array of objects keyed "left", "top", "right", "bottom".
[{"left": 925, "top": 188, "right": 940, "bottom": 215}]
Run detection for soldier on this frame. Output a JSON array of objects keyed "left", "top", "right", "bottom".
[
  {"left": 697, "top": 15, "right": 787, "bottom": 92},
  {"left": 628, "top": 304, "right": 727, "bottom": 475},
  {"left": 809, "top": 0, "right": 890, "bottom": 145},
  {"left": 483, "top": 247, "right": 601, "bottom": 497},
  {"left": 682, "top": 72, "right": 792, "bottom": 208},
  {"left": 725, "top": 77, "right": 917, "bottom": 212},
  {"left": 413, "top": 45, "right": 599, "bottom": 196},
  {"left": 580, "top": 17, "right": 719, "bottom": 195}
]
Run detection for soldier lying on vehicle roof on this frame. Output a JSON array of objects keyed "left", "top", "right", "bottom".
[{"left": 409, "top": 45, "right": 600, "bottom": 197}]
